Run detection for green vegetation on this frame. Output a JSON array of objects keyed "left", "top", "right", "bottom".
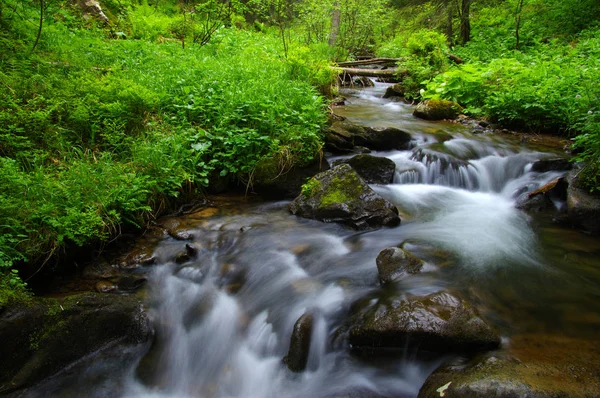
[
  {"left": 300, "top": 177, "right": 321, "bottom": 197},
  {"left": 0, "top": 0, "right": 334, "bottom": 292},
  {"left": 1, "top": 0, "right": 599, "bottom": 297},
  {"left": 378, "top": 0, "right": 600, "bottom": 191}
]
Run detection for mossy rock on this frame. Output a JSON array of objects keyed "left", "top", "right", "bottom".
[
  {"left": 382, "top": 83, "right": 406, "bottom": 99},
  {"left": 289, "top": 164, "right": 400, "bottom": 230},
  {"left": 413, "top": 100, "right": 463, "bottom": 121},
  {"left": 347, "top": 291, "right": 500, "bottom": 355},
  {"left": 0, "top": 293, "right": 151, "bottom": 393}
]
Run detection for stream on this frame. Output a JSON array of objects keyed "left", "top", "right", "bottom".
[{"left": 32, "top": 83, "right": 600, "bottom": 397}]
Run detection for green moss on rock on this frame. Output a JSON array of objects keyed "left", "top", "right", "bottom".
[
  {"left": 414, "top": 100, "right": 463, "bottom": 121},
  {"left": 289, "top": 164, "right": 400, "bottom": 230}
]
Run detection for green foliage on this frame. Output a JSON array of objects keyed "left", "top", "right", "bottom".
[
  {"left": 379, "top": 29, "right": 449, "bottom": 99},
  {"left": 301, "top": 177, "right": 321, "bottom": 197},
  {"left": 0, "top": 1, "right": 329, "bottom": 289}
]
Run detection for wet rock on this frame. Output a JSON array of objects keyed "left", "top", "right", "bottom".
[
  {"left": 81, "top": 260, "right": 119, "bottom": 280},
  {"left": 283, "top": 313, "right": 313, "bottom": 372},
  {"left": 516, "top": 193, "right": 555, "bottom": 213},
  {"left": 325, "top": 120, "right": 412, "bottom": 154},
  {"left": 333, "top": 154, "right": 396, "bottom": 185},
  {"left": 160, "top": 218, "right": 195, "bottom": 241},
  {"left": 531, "top": 158, "right": 572, "bottom": 173},
  {"left": 566, "top": 171, "right": 600, "bottom": 234},
  {"left": 382, "top": 83, "right": 405, "bottom": 99},
  {"left": 357, "top": 127, "right": 413, "bottom": 151},
  {"left": 0, "top": 293, "right": 151, "bottom": 393},
  {"left": 376, "top": 247, "right": 424, "bottom": 285},
  {"left": 516, "top": 177, "right": 568, "bottom": 213},
  {"left": 414, "top": 100, "right": 463, "bottom": 121},
  {"left": 174, "top": 244, "right": 197, "bottom": 264},
  {"left": 348, "top": 292, "right": 500, "bottom": 354},
  {"left": 119, "top": 245, "right": 156, "bottom": 269},
  {"left": 289, "top": 164, "right": 400, "bottom": 230},
  {"left": 252, "top": 156, "right": 331, "bottom": 199},
  {"left": 117, "top": 276, "right": 147, "bottom": 292},
  {"left": 419, "top": 333, "right": 600, "bottom": 398},
  {"left": 325, "top": 120, "right": 369, "bottom": 153},
  {"left": 95, "top": 280, "right": 118, "bottom": 293}
]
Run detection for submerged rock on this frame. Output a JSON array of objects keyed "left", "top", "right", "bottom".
[
  {"left": 289, "top": 164, "right": 400, "bottom": 230},
  {"left": 333, "top": 154, "right": 396, "bottom": 185},
  {"left": 413, "top": 100, "right": 463, "bottom": 121},
  {"left": 283, "top": 313, "right": 314, "bottom": 372},
  {"left": 348, "top": 291, "right": 500, "bottom": 354},
  {"left": 0, "top": 293, "right": 151, "bottom": 393},
  {"left": 376, "top": 247, "right": 424, "bottom": 285},
  {"left": 325, "top": 120, "right": 412, "bottom": 154}
]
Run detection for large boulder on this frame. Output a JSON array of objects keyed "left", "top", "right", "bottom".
[
  {"left": 333, "top": 154, "right": 396, "bottom": 185},
  {"left": 530, "top": 158, "right": 572, "bottom": 173},
  {"left": 325, "top": 120, "right": 412, "bottom": 153},
  {"left": 413, "top": 100, "right": 463, "bottom": 121},
  {"left": 283, "top": 313, "right": 314, "bottom": 372},
  {"left": 289, "top": 164, "right": 400, "bottom": 230},
  {"left": 376, "top": 247, "right": 424, "bottom": 285},
  {"left": 348, "top": 291, "right": 500, "bottom": 354},
  {"left": 516, "top": 177, "right": 568, "bottom": 213},
  {"left": 566, "top": 170, "right": 600, "bottom": 234},
  {"left": 0, "top": 293, "right": 151, "bottom": 393},
  {"left": 419, "top": 334, "right": 600, "bottom": 397},
  {"left": 382, "top": 83, "right": 406, "bottom": 99}
]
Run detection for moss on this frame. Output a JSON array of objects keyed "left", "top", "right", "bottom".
[
  {"left": 301, "top": 178, "right": 321, "bottom": 197},
  {"left": 321, "top": 189, "right": 352, "bottom": 207},
  {"left": 319, "top": 173, "right": 363, "bottom": 208},
  {"left": 0, "top": 284, "right": 32, "bottom": 311}
]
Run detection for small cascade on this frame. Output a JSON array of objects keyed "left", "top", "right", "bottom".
[{"left": 393, "top": 142, "right": 559, "bottom": 197}]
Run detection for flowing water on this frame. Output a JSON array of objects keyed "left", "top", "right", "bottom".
[{"left": 33, "top": 84, "right": 600, "bottom": 397}]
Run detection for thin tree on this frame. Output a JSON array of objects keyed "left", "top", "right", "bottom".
[
  {"left": 328, "top": 1, "right": 341, "bottom": 47},
  {"left": 515, "top": 0, "right": 525, "bottom": 49},
  {"left": 31, "top": 0, "right": 44, "bottom": 54},
  {"left": 458, "top": 0, "right": 471, "bottom": 45}
]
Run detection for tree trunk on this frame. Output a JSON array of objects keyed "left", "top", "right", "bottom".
[
  {"left": 459, "top": 0, "right": 471, "bottom": 45},
  {"left": 446, "top": 4, "right": 454, "bottom": 46},
  {"left": 328, "top": 1, "right": 341, "bottom": 47},
  {"left": 336, "top": 58, "right": 402, "bottom": 67},
  {"left": 333, "top": 67, "right": 405, "bottom": 78},
  {"left": 31, "top": 0, "right": 44, "bottom": 54},
  {"left": 515, "top": 0, "right": 524, "bottom": 49}
]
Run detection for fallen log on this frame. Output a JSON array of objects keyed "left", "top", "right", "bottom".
[
  {"left": 333, "top": 66, "right": 406, "bottom": 78},
  {"left": 335, "top": 58, "right": 403, "bottom": 67}
]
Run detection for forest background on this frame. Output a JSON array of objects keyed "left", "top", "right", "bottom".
[{"left": 1, "top": 0, "right": 599, "bottom": 304}]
